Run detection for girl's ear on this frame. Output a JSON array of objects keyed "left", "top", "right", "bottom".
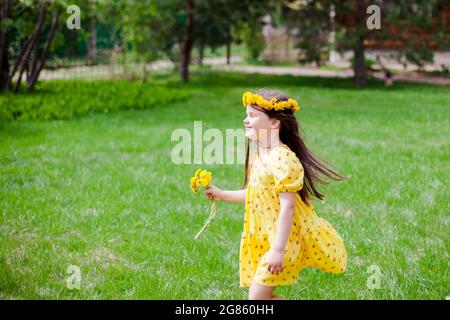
[{"left": 271, "top": 119, "right": 281, "bottom": 129}]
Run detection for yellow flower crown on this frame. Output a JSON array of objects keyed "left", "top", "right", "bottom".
[{"left": 242, "top": 91, "right": 300, "bottom": 112}]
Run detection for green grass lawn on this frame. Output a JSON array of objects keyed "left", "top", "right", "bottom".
[{"left": 0, "top": 71, "right": 449, "bottom": 299}]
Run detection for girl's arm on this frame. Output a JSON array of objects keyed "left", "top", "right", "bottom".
[
  {"left": 265, "top": 192, "right": 296, "bottom": 274},
  {"left": 204, "top": 185, "right": 246, "bottom": 204}
]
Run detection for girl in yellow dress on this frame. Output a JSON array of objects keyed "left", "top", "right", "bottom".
[{"left": 205, "top": 89, "right": 347, "bottom": 300}]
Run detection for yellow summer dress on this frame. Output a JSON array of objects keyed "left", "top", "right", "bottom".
[{"left": 239, "top": 143, "right": 347, "bottom": 288}]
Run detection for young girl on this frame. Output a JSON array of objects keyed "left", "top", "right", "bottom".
[{"left": 205, "top": 89, "right": 347, "bottom": 300}]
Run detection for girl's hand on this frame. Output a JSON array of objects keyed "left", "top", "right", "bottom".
[
  {"left": 204, "top": 185, "right": 223, "bottom": 201},
  {"left": 265, "top": 249, "right": 285, "bottom": 274}
]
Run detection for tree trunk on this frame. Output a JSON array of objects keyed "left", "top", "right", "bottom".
[
  {"left": 353, "top": 0, "right": 367, "bottom": 85},
  {"left": 28, "top": 10, "right": 60, "bottom": 91},
  {"left": 142, "top": 63, "right": 149, "bottom": 82},
  {"left": 25, "top": 60, "right": 30, "bottom": 83},
  {"left": 180, "top": 0, "right": 193, "bottom": 83},
  {"left": 87, "top": 16, "right": 97, "bottom": 63},
  {"left": 5, "top": 36, "right": 29, "bottom": 90},
  {"left": 69, "top": 30, "right": 77, "bottom": 58},
  {"left": 226, "top": 42, "right": 231, "bottom": 65},
  {"left": 14, "top": 3, "right": 47, "bottom": 93},
  {"left": 198, "top": 41, "right": 204, "bottom": 65},
  {"left": 29, "top": 33, "right": 41, "bottom": 82},
  {"left": 85, "top": 0, "right": 97, "bottom": 63},
  {"left": 226, "top": 29, "right": 231, "bottom": 65},
  {"left": 353, "top": 38, "right": 367, "bottom": 85},
  {"left": 0, "top": 0, "right": 10, "bottom": 92},
  {"left": 0, "top": 42, "right": 9, "bottom": 92}
]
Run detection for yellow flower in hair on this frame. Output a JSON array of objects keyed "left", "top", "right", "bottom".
[
  {"left": 242, "top": 92, "right": 251, "bottom": 106},
  {"left": 270, "top": 98, "right": 277, "bottom": 108},
  {"left": 256, "top": 95, "right": 264, "bottom": 107},
  {"left": 288, "top": 98, "right": 299, "bottom": 112}
]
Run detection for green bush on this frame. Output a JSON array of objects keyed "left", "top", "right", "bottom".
[
  {"left": 0, "top": 80, "right": 190, "bottom": 122},
  {"left": 238, "top": 24, "right": 266, "bottom": 61}
]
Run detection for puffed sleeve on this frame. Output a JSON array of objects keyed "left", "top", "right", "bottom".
[{"left": 270, "top": 148, "right": 304, "bottom": 193}]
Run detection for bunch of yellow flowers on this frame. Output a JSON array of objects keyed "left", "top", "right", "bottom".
[
  {"left": 190, "top": 168, "right": 215, "bottom": 240},
  {"left": 190, "top": 169, "right": 212, "bottom": 193}
]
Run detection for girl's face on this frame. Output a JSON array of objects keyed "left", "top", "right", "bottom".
[{"left": 243, "top": 106, "right": 279, "bottom": 141}]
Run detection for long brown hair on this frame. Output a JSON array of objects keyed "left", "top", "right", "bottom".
[{"left": 242, "top": 88, "right": 347, "bottom": 205}]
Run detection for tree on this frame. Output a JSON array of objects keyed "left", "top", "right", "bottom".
[
  {"left": 285, "top": 0, "right": 372, "bottom": 85},
  {"left": 287, "top": 1, "right": 330, "bottom": 66},
  {"left": 119, "top": 0, "right": 271, "bottom": 83},
  {"left": 285, "top": 0, "right": 450, "bottom": 85},
  {"left": 178, "top": 0, "right": 270, "bottom": 82},
  {"left": 335, "top": 0, "right": 370, "bottom": 85},
  {"left": 236, "top": 22, "right": 266, "bottom": 61},
  {"left": 180, "top": 0, "right": 194, "bottom": 82},
  {"left": 0, "top": 0, "right": 63, "bottom": 93},
  {"left": 370, "top": 0, "right": 449, "bottom": 70}
]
